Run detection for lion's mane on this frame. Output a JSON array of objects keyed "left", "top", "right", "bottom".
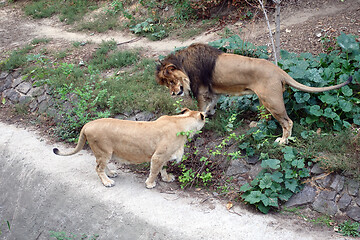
[{"left": 157, "top": 43, "right": 223, "bottom": 97}]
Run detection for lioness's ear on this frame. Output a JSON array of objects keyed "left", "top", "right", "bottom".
[
  {"left": 180, "top": 108, "right": 190, "bottom": 114},
  {"left": 200, "top": 113, "right": 205, "bottom": 120}
]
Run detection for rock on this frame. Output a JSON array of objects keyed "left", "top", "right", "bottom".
[
  {"left": 30, "top": 87, "right": 45, "bottom": 97},
  {"left": 38, "top": 100, "right": 50, "bottom": 113},
  {"left": 0, "top": 72, "right": 9, "bottom": 79},
  {"left": 226, "top": 159, "right": 250, "bottom": 176},
  {"left": 347, "top": 179, "right": 359, "bottom": 196},
  {"left": 310, "top": 163, "right": 325, "bottom": 175},
  {"left": 245, "top": 155, "right": 260, "bottom": 165},
  {"left": 356, "top": 196, "right": 360, "bottom": 207},
  {"left": 0, "top": 74, "right": 12, "bottom": 92},
  {"left": 16, "top": 82, "right": 32, "bottom": 94},
  {"left": 337, "top": 193, "right": 352, "bottom": 211},
  {"left": 37, "top": 93, "right": 48, "bottom": 103},
  {"left": 3, "top": 89, "right": 20, "bottom": 103},
  {"left": 315, "top": 173, "right": 333, "bottom": 188},
  {"left": 346, "top": 206, "right": 360, "bottom": 222},
  {"left": 285, "top": 184, "right": 316, "bottom": 208},
  {"left": 312, "top": 198, "right": 338, "bottom": 216},
  {"left": 127, "top": 112, "right": 155, "bottom": 121},
  {"left": 329, "top": 174, "right": 344, "bottom": 193},
  {"left": 317, "top": 190, "right": 337, "bottom": 201},
  {"left": 19, "top": 95, "right": 33, "bottom": 105},
  {"left": 11, "top": 76, "right": 23, "bottom": 88}
]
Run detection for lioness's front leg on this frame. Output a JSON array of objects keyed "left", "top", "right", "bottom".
[
  {"left": 160, "top": 163, "right": 175, "bottom": 183},
  {"left": 146, "top": 154, "right": 167, "bottom": 188}
]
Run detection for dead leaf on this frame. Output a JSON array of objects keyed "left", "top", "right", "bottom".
[{"left": 226, "top": 201, "right": 233, "bottom": 210}]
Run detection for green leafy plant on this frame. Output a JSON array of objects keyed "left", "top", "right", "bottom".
[
  {"left": 338, "top": 220, "right": 360, "bottom": 237},
  {"left": 240, "top": 147, "right": 313, "bottom": 213},
  {"left": 50, "top": 231, "right": 99, "bottom": 240},
  {"left": 0, "top": 220, "right": 10, "bottom": 235}
]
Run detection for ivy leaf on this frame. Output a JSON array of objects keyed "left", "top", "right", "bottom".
[
  {"left": 271, "top": 171, "right": 284, "bottom": 183},
  {"left": 339, "top": 99, "right": 352, "bottom": 112},
  {"left": 278, "top": 190, "right": 294, "bottom": 201},
  {"left": 291, "top": 158, "right": 305, "bottom": 169},
  {"left": 261, "top": 159, "right": 281, "bottom": 169},
  {"left": 285, "top": 179, "right": 298, "bottom": 192},
  {"left": 294, "top": 92, "right": 310, "bottom": 103},
  {"left": 337, "top": 33, "right": 359, "bottom": 53},
  {"left": 257, "top": 202, "right": 270, "bottom": 214},
  {"left": 244, "top": 191, "right": 263, "bottom": 204},
  {"left": 309, "top": 105, "right": 323, "bottom": 116},
  {"left": 341, "top": 85, "right": 353, "bottom": 97},
  {"left": 259, "top": 175, "right": 273, "bottom": 189},
  {"left": 319, "top": 94, "right": 338, "bottom": 105},
  {"left": 353, "top": 114, "right": 360, "bottom": 126},
  {"left": 323, "top": 108, "right": 339, "bottom": 120},
  {"left": 239, "top": 183, "right": 252, "bottom": 192}
]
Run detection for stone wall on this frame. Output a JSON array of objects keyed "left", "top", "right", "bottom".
[{"left": 0, "top": 71, "right": 54, "bottom": 115}]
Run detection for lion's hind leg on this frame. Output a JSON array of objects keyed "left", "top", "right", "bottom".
[{"left": 256, "top": 90, "right": 293, "bottom": 145}]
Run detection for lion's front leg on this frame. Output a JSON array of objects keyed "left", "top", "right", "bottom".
[{"left": 197, "top": 87, "right": 219, "bottom": 116}]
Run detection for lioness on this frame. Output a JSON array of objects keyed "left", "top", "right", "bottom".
[
  {"left": 53, "top": 108, "right": 206, "bottom": 188},
  {"left": 156, "top": 43, "right": 352, "bottom": 144}
]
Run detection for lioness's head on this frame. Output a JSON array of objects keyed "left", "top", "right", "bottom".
[
  {"left": 179, "top": 108, "right": 206, "bottom": 133},
  {"left": 156, "top": 63, "right": 190, "bottom": 96}
]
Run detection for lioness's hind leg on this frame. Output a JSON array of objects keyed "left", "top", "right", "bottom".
[
  {"left": 106, "top": 166, "right": 118, "bottom": 178},
  {"left": 160, "top": 164, "right": 175, "bottom": 182}
]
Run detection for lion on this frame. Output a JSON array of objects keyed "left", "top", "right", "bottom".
[
  {"left": 53, "top": 108, "right": 206, "bottom": 188},
  {"left": 156, "top": 43, "right": 352, "bottom": 144}
]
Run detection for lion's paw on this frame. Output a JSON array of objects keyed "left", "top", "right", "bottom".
[
  {"left": 275, "top": 137, "right": 288, "bottom": 145},
  {"left": 249, "top": 121, "right": 258, "bottom": 128}
]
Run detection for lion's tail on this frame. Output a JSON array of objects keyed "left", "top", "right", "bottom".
[
  {"left": 284, "top": 74, "right": 353, "bottom": 93},
  {"left": 53, "top": 127, "right": 87, "bottom": 156}
]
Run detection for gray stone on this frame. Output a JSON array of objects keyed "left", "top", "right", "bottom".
[
  {"left": 245, "top": 155, "right": 260, "bottom": 165},
  {"left": 317, "top": 190, "right": 337, "bottom": 201},
  {"left": 16, "top": 82, "right": 32, "bottom": 94},
  {"left": 127, "top": 112, "right": 155, "bottom": 122},
  {"left": 226, "top": 159, "right": 250, "bottom": 176},
  {"left": 11, "top": 70, "right": 21, "bottom": 79},
  {"left": 356, "top": 197, "right": 360, "bottom": 207},
  {"left": 312, "top": 198, "right": 338, "bottom": 216},
  {"left": 315, "top": 173, "right": 333, "bottom": 188},
  {"left": 346, "top": 206, "right": 360, "bottom": 222},
  {"left": 3, "top": 89, "right": 20, "bottom": 103},
  {"left": 285, "top": 184, "right": 316, "bottom": 208},
  {"left": 0, "top": 72, "right": 9, "bottom": 79},
  {"left": 19, "top": 95, "right": 33, "bottom": 105},
  {"left": 310, "top": 163, "right": 325, "bottom": 175},
  {"left": 347, "top": 179, "right": 359, "bottom": 196},
  {"left": 38, "top": 100, "right": 50, "bottom": 113},
  {"left": 337, "top": 193, "right": 352, "bottom": 211},
  {"left": 29, "top": 100, "right": 38, "bottom": 112},
  {"left": 37, "top": 93, "right": 47, "bottom": 103},
  {"left": 329, "top": 174, "right": 344, "bottom": 193},
  {"left": 30, "top": 87, "right": 45, "bottom": 97},
  {"left": 0, "top": 75, "right": 12, "bottom": 92},
  {"left": 11, "top": 76, "right": 23, "bottom": 88}
]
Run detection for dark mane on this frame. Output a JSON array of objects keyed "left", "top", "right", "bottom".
[{"left": 160, "top": 43, "right": 223, "bottom": 97}]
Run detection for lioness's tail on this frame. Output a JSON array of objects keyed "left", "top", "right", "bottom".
[
  {"left": 53, "top": 128, "right": 87, "bottom": 156},
  {"left": 285, "top": 75, "right": 353, "bottom": 93}
]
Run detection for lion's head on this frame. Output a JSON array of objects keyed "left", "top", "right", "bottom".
[{"left": 156, "top": 62, "right": 191, "bottom": 97}]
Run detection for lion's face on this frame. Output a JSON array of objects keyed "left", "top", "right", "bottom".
[{"left": 156, "top": 63, "right": 190, "bottom": 96}]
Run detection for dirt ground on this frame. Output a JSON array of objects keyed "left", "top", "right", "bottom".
[{"left": 0, "top": 0, "right": 359, "bottom": 238}]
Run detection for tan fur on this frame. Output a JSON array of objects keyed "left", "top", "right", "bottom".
[
  {"left": 156, "top": 43, "right": 352, "bottom": 144},
  {"left": 53, "top": 109, "right": 206, "bottom": 188}
]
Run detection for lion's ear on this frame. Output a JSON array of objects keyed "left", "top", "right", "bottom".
[
  {"left": 165, "top": 64, "right": 177, "bottom": 76},
  {"left": 180, "top": 108, "right": 190, "bottom": 114},
  {"left": 200, "top": 112, "right": 205, "bottom": 120}
]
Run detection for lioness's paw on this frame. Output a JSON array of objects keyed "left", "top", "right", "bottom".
[
  {"left": 162, "top": 173, "right": 175, "bottom": 182},
  {"left": 103, "top": 179, "right": 115, "bottom": 187},
  {"left": 145, "top": 179, "right": 156, "bottom": 189},
  {"left": 275, "top": 137, "right": 288, "bottom": 145},
  {"left": 249, "top": 121, "right": 258, "bottom": 128},
  {"left": 108, "top": 171, "right": 118, "bottom": 178}
]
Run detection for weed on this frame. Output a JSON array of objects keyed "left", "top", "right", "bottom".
[
  {"left": 338, "top": 220, "right": 360, "bottom": 237},
  {"left": 49, "top": 231, "right": 99, "bottom": 240}
]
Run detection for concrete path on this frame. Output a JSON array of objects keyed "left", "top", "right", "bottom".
[{"left": 0, "top": 122, "right": 346, "bottom": 240}]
